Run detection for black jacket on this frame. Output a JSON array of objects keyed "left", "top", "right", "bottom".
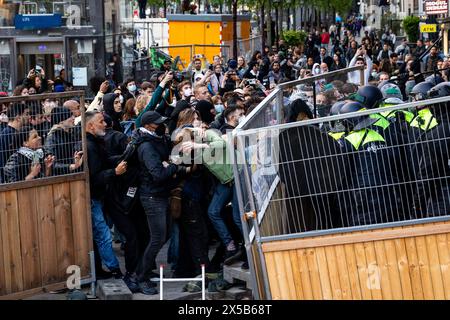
[
  {"left": 44, "top": 125, "right": 81, "bottom": 175},
  {"left": 132, "top": 129, "right": 185, "bottom": 197},
  {"left": 86, "top": 133, "right": 117, "bottom": 200},
  {"left": 104, "top": 128, "right": 128, "bottom": 158}
]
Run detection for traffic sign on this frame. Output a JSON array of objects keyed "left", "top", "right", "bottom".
[{"left": 420, "top": 24, "right": 437, "bottom": 33}]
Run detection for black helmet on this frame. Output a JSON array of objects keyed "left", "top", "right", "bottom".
[
  {"left": 340, "top": 101, "right": 364, "bottom": 130},
  {"left": 428, "top": 82, "right": 450, "bottom": 98},
  {"left": 330, "top": 101, "right": 346, "bottom": 116},
  {"left": 425, "top": 74, "right": 445, "bottom": 86},
  {"left": 410, "top": 81, "right": 434, "bottom": 101},
  {"left": 354, "top": 85, "right": 384, "bottom": 109}
]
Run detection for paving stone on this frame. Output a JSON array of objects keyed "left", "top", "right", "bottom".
[{"left": 97, "top": 279, "right": 132, "bottom": 300}]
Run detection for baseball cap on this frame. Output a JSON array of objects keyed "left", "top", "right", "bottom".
[{"left": 141, "top": 111, "right": 167, "bottom": 126}]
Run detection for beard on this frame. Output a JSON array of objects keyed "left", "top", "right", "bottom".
[{"left": 95, "top": 129, "right": 106, "bottom": 137}]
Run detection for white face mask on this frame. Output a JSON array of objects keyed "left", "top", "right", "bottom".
[
  {"left": 238, "top": 115, "right": 246, "bottom": 125},
  {"left": 183, "top": 88, "right": 192, "bottom": 97},
  {"left": 128, "top": 84, "right": 137, "bottom": 93}
]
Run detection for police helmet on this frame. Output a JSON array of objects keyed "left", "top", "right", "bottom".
[
  {"left": 354, "top": 85, "right": 384, "bottom": 109},
  {"left": 329, "top": 101, "right": 346, "bottom": 116},
  {"left": 384, "top": 97, "right": 404, "bottom": 105},
  {"left": 379, "top": 82, "right": 403, "bottom": 100},
  {"left": 410, "top": 81, "right": 434, "bottom": 101},
  {"left": 339, "top": 101, "right": 366, "bottom": 129},
  {"left": 425, "top": 74, "right": 445, "bottom": 86},
  {"left": 428, "top": 82, "right": 450, "bottom": 99}
]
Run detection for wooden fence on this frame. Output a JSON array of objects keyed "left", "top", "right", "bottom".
[
  {"left": 262, "top": 221, "right": 450, "bottom": 300},
  {"left": 0, "top": 92, "right": 93, "bottom": 299}
]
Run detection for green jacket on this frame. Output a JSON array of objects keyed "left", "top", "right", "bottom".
[
  {"left": 345, "top": 128, "right": 386, "bottom": 150},
  {"left": 410, "top": 108, "right": 438, "bottom": 131},
  {"left": 202, "top": 130, "right": 234, "bottom": 185}
]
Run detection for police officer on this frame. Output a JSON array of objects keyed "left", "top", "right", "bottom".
[{"left": 413, "top": 82, "right": 450, "bottom": 217}]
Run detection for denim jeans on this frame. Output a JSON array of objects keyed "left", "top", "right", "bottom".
[
  {"left": 136, "top": 196, "right": 169, "bottom": 282},
  {"left": 207, "top": 182, "right": 243, "bottom": 247},
  {"left": 91, "top": 200, "right": 120, "bottom": 270}
]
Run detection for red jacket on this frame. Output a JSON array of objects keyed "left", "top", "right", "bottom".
[{"left": 321, "top": 32, "right": 330, "bottom": 45}]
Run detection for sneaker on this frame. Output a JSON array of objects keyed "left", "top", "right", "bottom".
[
  {"left": 140, "top": 281, "right": 158, "bottom": 295},
  {"left": 224, "top": 249, "right": 243, "bottom": 266},
  {"left": 123, "top": 273, "right": 140, "bottom": 293},
  {"left": 110, "top": 268, "right": 123, "bottom": 279},
  {"left": 148, "top": 271, "right": 160, "bottom": 282}
]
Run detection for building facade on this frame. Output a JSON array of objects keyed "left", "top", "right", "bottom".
[{"left": 0, "top": 0, "right": 136, "bottom": 95}]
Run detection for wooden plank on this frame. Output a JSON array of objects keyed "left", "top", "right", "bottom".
[
  {"left": 425, "top": 234, "right": 445, "bottom": 299},
  {"left": 324, "top": 246, "right": 343, "bottom": 299},
  {"left": 394, "top": 238, "right": 414, "bottom": 299},
  {"left": 415, "top": 236, "right": 434, "bottom": 299},
  {"left": 53, "top": 182, "right": 75, "bottom": 281},
  {"left": 373, "top": 240, "right": 393, "bottom": 299},
  {"left": 35, "top": 185, "right": 58, "bottom": 286},
  {"left": 334, "top": 245, "right": 352, "bottom": 299},
  {"left": 0, "top": 191, "right": 23, "bottom": 294},
  {"left": 264, "top": 253, "right": 281, "bottom": 300},
  {"left": 70, "top": 180, "right": 90, "bottom": 276},
  {"left": 282, "top": 251, "right": 298, "bottom": 299},
  {"left": 261, "top": 222, "right": 450, "bottom": 252},
  {"left": 288, "top": 250, "right": 304, "bottom": 300},
  {"left": 344, "top": 244, "right": 363, "bottom": 300},
  {"left": 273, "top": 251, "right": 290, "bottom": 299},
  {"left": 436, "top": 234, "right": 450, "bottom": 299},
  {"left": 296, "top": 249, "right": 313, "bottom": 299},
  {"left": 0, "top": 192, "right": 6, "bottom": 295},
  {"left": 363, "top": 242, "right": 382, "bottom": 299},
  {"left": 17, "top": 188, "right": 42, "bottom": 290},
  {"left": 404, "top": 237, "right": 424, "bottom": 299},
  {"left": 305, "top": 248, "right": 323, "bottom": 299},
  {"left": 0, "top": 173, "right": 86, "bottom": 193},
  {"left": 315, "top": 247, "right": 332, "bottom": 299},
  {"left": 382, "top": 238, "right": 404, "bottom": 299},
  {"left": 354, "top": 243, "right": 372, "bottom": 300}
]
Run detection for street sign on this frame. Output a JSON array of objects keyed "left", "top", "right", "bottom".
[
  {"left": 420, "top": 24, "right": 437, "bottom": 33},
  {"left": 425, "top": 0, "right": 448, "bottom": 15}
]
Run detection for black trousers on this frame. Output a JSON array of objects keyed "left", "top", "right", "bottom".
[
  {"left": 175, "top": 199, "right": 210, "bottom": 277},
  {"left": 104, "top": 200, "right": 149, "bottom": 274}
]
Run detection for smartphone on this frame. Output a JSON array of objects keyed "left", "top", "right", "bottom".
[{"left": 248, "top": 79, "right": 256, "bottom": 85}]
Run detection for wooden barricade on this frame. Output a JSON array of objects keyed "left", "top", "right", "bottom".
[{"left": 261, "top": 221, "right": 450, "bottom": 300}]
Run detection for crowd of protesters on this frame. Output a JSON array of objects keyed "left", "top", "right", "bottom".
[{"left": 1, "top": 16, "right": 449, "bottom": 295}]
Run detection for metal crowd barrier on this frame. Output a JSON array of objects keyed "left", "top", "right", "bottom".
[{"left": 228, "top": 65, "right": 450, "bottom": 299}]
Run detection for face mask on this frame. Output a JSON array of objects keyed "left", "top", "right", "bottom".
[
  {"left": 215, "top": 104, "right": 224, "bottom": 114},
  {"left": 119, "top": 95, "right": 124, "bottom": 104},
  {"left": 128, "top": 85, "right": 137, "bottom": 93},
  {"left": 183, "top": 88, "right": 192, "bottom": 97},
  {"left": 314, "top": 68, "right": 320, "bottom": 74},
  {"left": 372, "top": 72, "right": 378, "bottom": 78},
  {"left": 238, "top": 115, "right": 246, "bottom": 125}
]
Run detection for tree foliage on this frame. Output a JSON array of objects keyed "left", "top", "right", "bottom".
[{"left": 402, "top": 16, "right": 420, "bottom": 43}]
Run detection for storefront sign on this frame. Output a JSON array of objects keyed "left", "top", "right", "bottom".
[
  {"left": 15, "top": 14, "right": 62, "bottom": 30},
  {"left": 72, "top": 67, "right": 88, "bottom": 87},
  {"left": 425, "top": 0, "right": 449, "bottom": 15},
  {"left": 420, "top": 24, "right": 437, "bottom": 33}
]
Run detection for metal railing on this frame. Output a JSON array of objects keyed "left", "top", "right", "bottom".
[
  {"left": 229, "top": 66, "right": 450, "bottom": 299},
  {"left": 0, "top": 91, "right": 86, "bottom": 185},
  {"left": 223, "top": 36, "right": 263, "bottom": 62}
]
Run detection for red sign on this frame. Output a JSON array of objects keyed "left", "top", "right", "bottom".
[{"left": 425, "top": 0, "right": 449, "bottom": 15}]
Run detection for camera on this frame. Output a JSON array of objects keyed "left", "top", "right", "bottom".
[
  {"left": 173, "top": 71, "right": 184, "bottom": 83},
  {"left": 247, "top": 79, "right": 256, "bottom": 85},
  {"left": 209, "top": 64, "right": 214, "bottom": 71}
]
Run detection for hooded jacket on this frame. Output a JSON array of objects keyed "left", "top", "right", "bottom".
[
  {"left": 132, "top": 128, "right": 185, "bottom": 197},
  {"left": 103, "top": 93, "right": 124, "bottom": 133}
]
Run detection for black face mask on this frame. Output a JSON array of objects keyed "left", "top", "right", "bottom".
[{"left": 155, "top": 124, "right": 166, "bottom": 136}]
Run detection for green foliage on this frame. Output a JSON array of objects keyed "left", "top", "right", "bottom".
[
  {"left": 282, "top": 30, "right": 307, "bottom": 47},
  {"left": 402, "top": 16, "right": 420, "bottom": 42}
]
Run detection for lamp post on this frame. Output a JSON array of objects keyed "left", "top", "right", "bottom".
[
  {"left": 233, "top": 0, "right": 238, "bottom": 59},
  {"left": 273, "top": 0, "right": 280, "bottom": 50}
]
